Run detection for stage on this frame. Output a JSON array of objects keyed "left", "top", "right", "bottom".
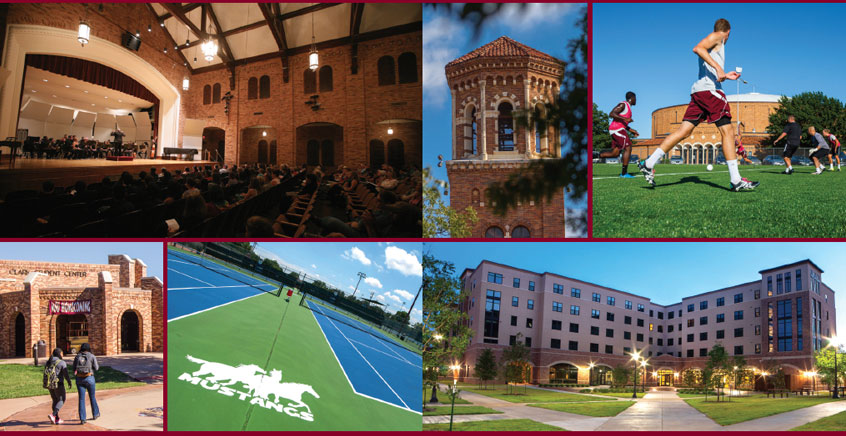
[{"left": 0, "top": 157, "right": 217, "bottom": 199}]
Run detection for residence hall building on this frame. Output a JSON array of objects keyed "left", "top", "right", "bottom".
[
  {"left": 457, "top": 259, "right": 836, "bottom": 391},
  {"left": 445, "top": 37, "right": 565, "bottom": 238},
  {"left": 0, "top": 255, "right": 163, "bottom": 358}
]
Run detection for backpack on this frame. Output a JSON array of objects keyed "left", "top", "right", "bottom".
[
  {"left": 43, "top": 358, "right": 60, "bottom": 390},
  {"left": 75, "top": 352, "right": 93, "bottom": 375}
]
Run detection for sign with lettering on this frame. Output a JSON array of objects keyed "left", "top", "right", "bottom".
[
  {"left": 7, "top": 269, "right": 89, "bottom": 278},
  {"left": 48, "top": 300, "right": 92, "bottom": 315}
]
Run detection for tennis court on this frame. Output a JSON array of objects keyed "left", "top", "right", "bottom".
[{"left": 166, "top": 247, "right": 422, "bottom": 431}]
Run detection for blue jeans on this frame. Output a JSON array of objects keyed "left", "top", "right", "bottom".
[{"left": 76, "top": 376, "right": 100, "bottom": 421}]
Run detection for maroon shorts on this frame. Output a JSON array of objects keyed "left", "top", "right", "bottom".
[
  {"left": 610, "top": 128, "right": 632, "bottom": 149},
  {"left": 683, "top": 90, "right": 732, "bottom": 125}
]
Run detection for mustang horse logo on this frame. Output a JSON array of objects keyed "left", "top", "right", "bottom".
[{"left": 179, "top": 355, "right": 320, "bottom": 421}]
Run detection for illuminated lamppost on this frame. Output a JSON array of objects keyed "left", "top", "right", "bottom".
[
  {"left": 733, "top": 366, "right": 739, "bottom": 398},
  {"left": 630, "top": 350, "right": 641, "bottom": 399},
  {"left": 588, "top": 362, "right": 595, "bottom": 386},
  {"left": 448, "top": 363, "right": 461, "bottom": 431},
  {"left": 827, "top": 336, "right": 842, "bottom": 399},
  {"left": 641, "top": 359, "right": 648, "bottom": 391}
]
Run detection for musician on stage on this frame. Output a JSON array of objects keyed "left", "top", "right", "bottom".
[{"left": 112, "top": 129, "right": 125, "bottom": 156}]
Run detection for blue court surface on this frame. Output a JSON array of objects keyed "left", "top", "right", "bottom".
[
  {"left": 167, "top": 249, "right": 280, "bottom": 321},
  {"left": 306, "top": 300, "right": 422, "bottom": 413}
]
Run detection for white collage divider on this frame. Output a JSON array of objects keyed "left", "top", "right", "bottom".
[
  {"left": 70, "top": 111, "right": 96, "bottom": 139},
  {"left": 17, "top": 99, "right": 51, "bottom": 137},
  {"left": 182, "top": 119, "right": 205, "bottom": 153},
  {"left": 93, "top": 113, "right": 116, "bottom": 142},
  {"left": 116, "top": 114, "right": 136, "bottom": 143},
  {"left": 133, "top": 111, "right": 152, "bottom": 144},
  {"left": 44, "top": 106, "right": 73, "bottom": 140}
]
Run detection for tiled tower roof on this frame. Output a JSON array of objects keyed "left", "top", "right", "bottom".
[{"left": 446, "top": 36, "right": 560, "bottom": 68}]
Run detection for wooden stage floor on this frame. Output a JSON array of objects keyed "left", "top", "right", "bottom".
[{"left": 0, "top": 157, "right": 217, "bottom": 198}]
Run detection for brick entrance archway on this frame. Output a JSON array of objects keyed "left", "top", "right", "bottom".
[{"left": 120, "top": 310, "right": 142, "bottom": 352}]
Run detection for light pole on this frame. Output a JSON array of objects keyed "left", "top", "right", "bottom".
[
  {"left": 641, "top": 360, "right": 648, "bottom": 392},
  {"left": 588, "top": 362, "right": 595, "bottom": 386},
  {"left": 733, "top": 366, "right": 739, "bottom": 398},
  {"left": 829, "top": 336, "right": 841, "bottom": 399},
  {"left": 352, "top": 272, "right": 366, "bottom": 297},
  {"left": 631, "top": 351, "right": 641, "bottom": 399},
  {"left": 448, "top": 363, "right": 461, "bottom": 431}
]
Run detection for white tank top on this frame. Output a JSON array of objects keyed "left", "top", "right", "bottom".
[{"left": 691, "top": 39, "right": 725, "bottom": 93}]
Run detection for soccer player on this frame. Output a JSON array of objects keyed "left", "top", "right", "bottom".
[
  {"left": 736, "top": 128, "right": 753, "bottom": 165},
  {"left": 596, "top": 92, "right": 640, "bottom": 178},
  {"left": 637, "top": 18, "right": 758, "bottom": 191},
  {"left": 807, "top": 126, "right": 830, "bottom": 175},
  {"left": 773, "top": 115, "right": 801, "bottom": 174},
  {"left": 823, "top": 129, "right": 841, "bottom": 171}
]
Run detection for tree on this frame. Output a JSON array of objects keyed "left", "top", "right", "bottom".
[
  {"left": 423, "top": 167, "right": 478, "bottom": 238},
  {"left": 501, "top": 334, "right": 532, "bottom": 394},
  {"left": 766, "top": 92, "right": 846, "bottom": 146},
  {"left": 611, "top": 365, "right": 631, "bottom": 388},
  {"left": 422, "top": 253, "right": 473, "bottom": 404},
  {"left": 592, "top": 102, "right": 612, "bottom": 152},
  {"left": 474, "top": 348, "right": 498, "bottom": 389},
  {"left": 814, "top": 347, "right": 846, "bottom": 388},
  {"left": 706, "top": 344, "right": 731, "bottom": 401},
  {"left": 682, "top": 368, "right": 702, "bottom": 388}
]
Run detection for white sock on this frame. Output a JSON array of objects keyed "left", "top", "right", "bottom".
[
  {"left": 787, "top": 165, "right": 792, "bottom": 170},
  {"left": 645, "top": 149, "right": 665, "bottom": 169},
  {"left": 727, "top": 159, "right": 741, "bottom": 184}
]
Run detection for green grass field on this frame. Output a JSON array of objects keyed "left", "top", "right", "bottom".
[
  {"left": 423, "top": 418, "right": 563, "bottom": 431},
  {"left": 459, "top": 385, "right": 614, "bottom": 403},
  {"left": 167, "top": 291, "right": 420, "bottom": 431},
  {"left": 592, "top": 163, "right": 846, "bottom": 238},
  {"left": 0, "top": 364, "right": 144, "bottom": 399},
  {"left": 790, "top": 409, "right": 846, "bottom": 431},
  {"left": 529, "top": 400, "right": 635, "bottom": 417},
  {"left": 423, "top": 405, "right": 503, "bottom": 416},
  {"left": 684, "top": 395, "right": 841, "bottom": 425}
]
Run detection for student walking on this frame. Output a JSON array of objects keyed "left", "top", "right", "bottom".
[
  {"left": 44, "top": 348, "right": 72, "bottom": 425},
  {"left": 73, "top": 343, "right": 101, "bottom": 424}
]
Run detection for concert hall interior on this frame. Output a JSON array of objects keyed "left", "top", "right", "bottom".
[{"left": 0, "top": 3, "right": 422, "bottom": 238}]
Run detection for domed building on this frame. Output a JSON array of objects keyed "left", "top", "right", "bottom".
[{"left": 632, "top": 92, "right": 783, "bottom": 164}]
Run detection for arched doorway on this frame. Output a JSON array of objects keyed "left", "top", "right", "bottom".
[
  {"left": 258, "top": 140, "right": 269, "bottom": 164},
  {"left": 202, "top": 127, "right": 225, "bottom": 163},
  {"left": 269, "top": 140, "right": 277, "bottom": 165},
  {"left": 14, "top": 313, "right": 25, "bottom": 357},
  {"left": 549, "top": 363, "right": 579, "bottom": 384},
  {"left": 657, "top": 369, "right": 675, "bottom": 386},
  {"left": 120, "top": 311, "right": 140, "bottom": 352},
  {"left": 239, "top": 126, "right": 276, "bottom": 165},
  {"left": 296, "top": 123, "right": 343, "bottom": 168},
  {"left": 387, "top": 139, "right": 405, "bottom": 168},
  {"left": 56, "top": 314, "right": 88, "bottom": 354}
]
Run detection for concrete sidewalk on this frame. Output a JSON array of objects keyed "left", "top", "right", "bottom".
[
  {"left": 725, "top": 399, "right": 846, "bottom": 431},
  {"left": 595, "top": 391, "right": 721, "bottom": 431}
]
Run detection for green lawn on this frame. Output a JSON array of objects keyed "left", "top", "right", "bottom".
[
  {"left": 684, "top": 395, "right": 842, "bottom": 425},
  {"left": 424, "top": 388, "right": 471, "bottom": 404},
  {"left": 791, "top": 409, "right": 846, "bottom": 431},
  {"left": 423, "top": 418, "right": 563, "bottom": 431},
  {"left": 423, "top": 406, "right": 503, "bottom": 416},
  {"left": 588, "top": 391, "right": 645, "bottom": 399},
  {"left": 529, "top": 401, "right": 635, "bottom": 417},
  {"left": 0, "top": 364, "right": 144, "bottom": 399},
  {"left": 460, "top": 385, "right": 614, "bottom": 403},
  {"left": 592, "top": 163, "right": 846, "bottom": 238}
]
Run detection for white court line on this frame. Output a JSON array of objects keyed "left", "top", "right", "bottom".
[
  {"left": 593, "top": 167, "right": 770, "bottom": 180},
  {"left": 372, "top": 333, "right": 413, "bottom": 365},
  {"left": 168, "top": 284, "right": 277, "bottom": 291},
  {"left": 167, "top": 267, "right": 214, "bottom": 287},
  {"left": 308, "top": 302, "right": 419, "bottom": 414},
  {"left": 167, "top": 289, "right": 266, "bottom": 322},
  {"left": 348, "top": 338, "right": 421, "bottom": 368}
]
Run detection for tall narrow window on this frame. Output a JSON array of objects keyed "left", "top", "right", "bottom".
[
  {"left": 259, "top": 75, "right": 271, "bottom": 99},
  {"left": 397, "top": 52, "right": 417, "bottom": 83},
  {"left": 247, "top": 77, "right": 258, "bottom": 100},
  {"left": 304, "top": 69, "right": 317, "bottom": 94},
  {"left": 203, "top": 85, "right": 211, "bottom": 105},
  {"left": 485, "top": 227, "right": 504, "bottom": 238},
  {"left": 318, "top": 66, "right": 333, "bottom": 92},
  {"left": 212, "top": 83, "right": 221, "bottom": 103},
  {"left": 377, "top": 56, "right": 395, "bottom": 86},
  {"left": 497, "top": 102, "right": 514, "bottom": 151}
]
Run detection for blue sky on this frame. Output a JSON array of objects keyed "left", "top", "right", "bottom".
[
  {"left": 424, "top": 242, "right": 846, "bottom": 332},
  {"left": 593, "top": 3, "right": 846, "bottom": 139},
  {"left": 254, "top": 243, "right": 422, "bottom": 323},
  {"left": 0, "top": 242, "right": 162, "bottom": 278},
  {"left": 423, "top": 3, "right": 587, "bottom": 214}
]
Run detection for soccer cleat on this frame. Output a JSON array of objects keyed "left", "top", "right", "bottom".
[
  {"left": 730, "top": 179, "right": 759, "bottom": 191},
  {"left": 48, "top": 414, "right": 56, "bottom": 425},
  {"left": 637, "top": 160, "right": 655, "bottom": 186},
  {"left": 55, "top": 418, "right": 64, "bottom": 425},
  {"left": 782, "top": 168, "right": 793, "bottom": 175},
  {"left": 619, "top": 173, "right": 635, "bottom": 178}
]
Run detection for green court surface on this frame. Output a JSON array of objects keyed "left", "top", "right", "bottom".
[
  {"left": 167, "top": 291, "right": 421, "bottom": 431},
  {"left": 592, "top": 163, "right": 846, "bottom": 238}
]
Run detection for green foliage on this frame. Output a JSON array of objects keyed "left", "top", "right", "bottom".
[
  {"left": 611, "top": 365, "right": 631, "bottom": 388},
  {"left": 814, "top": 346, "right": 846, "bottom": 387},
  {"left": 593, "top": 103, "right": 612, "bottom": 152},
  {"left": 683, "top": 368, "right": 703, "bottom": 388},
  {"left": 422, "top": 167, "right": 478, "bottom": 238},
  {"left": 474, "top": 348, "right": 498, "bottom": 389},
  {"left": 501, "top": 334, "right": 532, "bottom": 393},
  {"left": 766, "top": 92, "right": 846, "bottom": 146}
]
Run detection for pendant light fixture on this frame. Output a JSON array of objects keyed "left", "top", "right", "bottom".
[
  {"left": 200, "top": 17, "right": 218, "bottom": 62},
  {"left": 309, "top": 12, "right": 319, "bottom": 71},
  {"left": 387, "top": 127, "right": 394, "bottom": 135},
  {"left": 182, "top": 77, "right": 190, "bottom": 91},
  {"left": 78, "top": 5, "right": 90, "bottom": 47}
]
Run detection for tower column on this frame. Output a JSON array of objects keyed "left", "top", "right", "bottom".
[
  {"left": 479, "top": 80, "right": 487, "bottom": 160},
  {"left": 525, "top": 79, "right": 532, "bottom": 157},
  {"left": 451, "top": 89, "right": 457, "bottom": 159}
]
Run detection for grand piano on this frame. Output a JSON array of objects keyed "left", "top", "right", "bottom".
[
  {"left": 0, "top": 138, "right": 21, "bottom": 168},
  {"left": 163, "top": 147, "right": 198, "bottom": 161}
]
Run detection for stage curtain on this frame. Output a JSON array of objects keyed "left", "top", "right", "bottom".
[{"left": 25, "top": 54, "right": 159, "bottom": 107}]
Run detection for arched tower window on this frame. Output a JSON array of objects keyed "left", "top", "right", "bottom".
[
  {"left": 377, "top": 56, "right": 395, "bottom": 86},
  {"left": 397, "top": 52, "right": 417, "bottom": 84},
  {"left": 304, "top": 69, "right": 317, "bottom": 94},
  {"left": 463, "top": 105, "right": 478, "bottom": 156},
  {"left": 511, "top": 226, "right": 531, "bottom": 238},
  {"left": 497, "top": 102, "right": 514, "bottom": 151},
  {"left": 485, "top": 226, "right": 504, "bottom": 238},
  {"left": 203, "top": 85, "right": 211, "bottom": 105},
  {"left": 247, "top": 77, "right": 258, "bottom": 100},
  {"left": 212, "top": 83, "right": 221, "bottom": 103},
  {"left": 259, "top": 75, "right": 271, "bottom": 99},
  {"left": 319, "top": 66, "right": 333, "bottom": 92},
  {"left": 471, "top": 188, "right": 480, "bottom": 206}
]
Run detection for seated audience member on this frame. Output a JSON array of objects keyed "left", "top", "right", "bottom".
[{"left": 246, "top": 216, "right": 274, "bottom": 237}]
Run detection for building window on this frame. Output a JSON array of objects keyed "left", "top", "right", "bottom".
[
  {"left": 699, "top": 316, "right": 708, "bottom": 326},
  {"left": 700, "top": 348, "right": 708, "bottom": 357},
  {"left": 551, "top": 338, "right": 561, "bottom": 349},
  {"left": 247, "top": 77, "right": 258, "bottom": 100},
  {"left": 512, "top": 296, "right": 519, "bottom": 307},
  {"left": 551, "top": 320, "right": 562, "bottom": 330},
  {"left": 668, "top": 338, "right": 674, "bottom": 346},
  {"left": 624, "top": 331, "right": 631, "bottom": 340},
  {"left": 497, "top": 102, "right": 515, "bottom": 151},
  {"left": 785, "top": 272, "right": 792, "bottom": 293},
  {"left": 717, "top": 297, "right": 725, "bottom": 307},
  {"left": 570, "top": 305, "right": 580, "bottom": 315},
  {"left": 649, "top": 323, "right": 654, "bottom": 331},
  {"left": 591, "top": 309, "right": 600, "bottom": 319},
  {"left": 526, "top": 318, "right": 533, "bottom": 328},
  {"left": 607, "top": 312, "right": 615, "bottom": 322},
  {"left": 649, "top": 309, "right": 654, "bottom": 318},
  {"left": 716, "top": 313, "right": 725, "bottom": 323},
  {"left": 553, "top": 284, "right": 564, "bottom": 294},
  {"left": 700, "top": 301, "right": 708, "bottom": 310},
  {"left": 755, "top": 325, "right": 761, "bottom": 335},
  {"left": 525, "top": 337, "right": 532, "bottom": 347},
  {"left": 777, "top": 299, "right": 793, "bottom": 351},
  {"left": 552, "top": 302, "right": 563, "bottom": 312},
  {"left": 625, "top": 300, "right": 633, "bottom": 310},
  {"left": 484, "top": 290, "right": 501, "bottom": 339},
  {"left": 637, "top": 318, "right": 644, "bottom": 327},
  {"left": 528, "top": 281, "right": 535, "bottom": 291},
  {"left": 734, "top": 345, "right": 744, "bottom": 355},
  {"left": 569, "top": 323, "right": 579, "bottom": 333},
  {"left": 687, "top": 349, "right": 694, "bottom": 357},
  {"left": 734, "top": 327, "right": 744, "bottom": 338},
  {"left": 212, "top": 83, "right": 221, "bottom": 103},
  {"left": 510, "top": 316, "right": 517, "bottom": 326},
  {"left": 624, "top": 316, "right": 632, "bottom": 325},
  {"left": 668, "top": 325, "right": 674, "bottom": 332},
  {"left": 606, "top": 328, "right": 614, "bottom": 338},
  {"left": 607, "top": 296, "right": 616, "bottom": 306},
  {"left": 716, "top": 329, "right": 724, "bottom": 339},
  {"left": 304, "top": 68, "right": 317, "bottom": 94},
  {"left": 487, "top": 272, "right": 503, "bottom": 284},
  {"left": 511, "top": 226, "right": 530, "bottom": 238},
  {"left": 668, "top": 311, "right": 675, "bottom": 319},
  {"left": 767, "top": 276, "right": 773, "bottom": 296},
  {"left": 590, "top": 343, "right": 599, "bottom": 353},
  {"left": 527, "top": 299, "right": 534, "bottom": 310},
  {"left": 569, "top": 341, "right": 578, "bottom": 351},
  {"left": 484, "top": 226, "right": 504, "bottom": 238},
  {"left": 590, "top": 326, "right": 599, "bottom": 335},
  {"left": 569, "top": 287, "right": 579, "bottom": 297},
  {"left": 687, "top": 303, "right": 695, "bottom": 312},
  {"left": 796, "top": 269, "right": 802, "bottom": 290},
  {"left": 259, "top": 75, "right": 271, "bottom": 98},
  {"left": 636, "top": 333, "right": 644, "bottom": 342},
  {"left": 509, "top": 335, "right": 517, "bottom": 345},
  {"left": 203, "top": 84, "right": 212, "bottom": 104},
  {"left": 605, "top": 345, "right": 614, "bottom": 354},
  {"left": 318, "top": 67, "right": 332, "bottom": 92},
  {"left": 700, "top": 332, "right": 707, "bottom": 341},
  {"left": 649, "top": 337, "right": 653, "bottom": 345},
  {"left": 687, "top": 334, "right": 694, "bottom": 343},
  {"left": 658, "top": 311, "right": 664, "bottom": 320},
  {"left": 592, "top": 292, "right": 601, "bottom": 302},
  {"left": 755, "top": 344, "right": 761, "bottom": 354},
  {"left": 397, "top": 52, "right": 418, "bottom": 84},
  {"left": 687, "top": 319, "right": 694, "bottom": 328},
  {"left": 755, "top": 307, "right": 761, "bottom": 317},
  {"left": 637, "top": 304, "right": 645, "bottom": 312},
  {"left": 796, "top": 297, "right": 803, "bottom": 351},
  {"left": 777, "top": 273, "right": 783, "bottom": 294},
  {"left": 734, "top": 310, "right": 743, "bottom": 320},
  {"left": 754, "top": 289, "right": 761, "bottom": 300},
  {"left": 377, "top": 56, "right": 395, "bottom": 86},
  {"left": 513, "top": 278, "right": 521, "bottom": 288}
]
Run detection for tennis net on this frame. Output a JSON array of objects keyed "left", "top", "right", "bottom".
[{"left": 169, "top": 243, "right": 282, "bottom": 297}]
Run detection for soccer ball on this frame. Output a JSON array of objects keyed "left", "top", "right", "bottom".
[{"left": 706, "top": 164, "right": 714, "bottom": 171}]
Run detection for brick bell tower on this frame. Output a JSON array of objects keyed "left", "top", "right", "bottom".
[{"left": 445, "top": 36, "right": 566, "bottom": 238}]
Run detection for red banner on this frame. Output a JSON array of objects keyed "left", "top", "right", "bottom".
[{"left": 48, "top": 300, "right": 92, "bottom": 315}]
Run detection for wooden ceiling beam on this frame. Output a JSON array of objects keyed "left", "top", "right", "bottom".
[
  {"left": 276, "top": 3, "right": 342, "bottom": 22},
  {"left": 177, "top": 19, "right": 265, "bottom": 51},
  {"left": 157, "top": 3, "right": 202, "bottom": 21},
  {"left": 144, "top": 3, "right": 192, "bottom": 73},
  {"left": 204, "top": 3, "right": 237, "bottom": 75},
  {"left": 258, "top": 2, "right": 290, "bottom": 82}
]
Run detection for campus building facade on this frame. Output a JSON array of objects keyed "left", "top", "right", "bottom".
[
  {"left": 0, "top": 255, "right": 163, "bottom": 358},
  {"left": 445, "top": 37, "right": 566, "bottom": 238},
  {"left": 457, "top": 259, "right": 836, "bottom": 390}
]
